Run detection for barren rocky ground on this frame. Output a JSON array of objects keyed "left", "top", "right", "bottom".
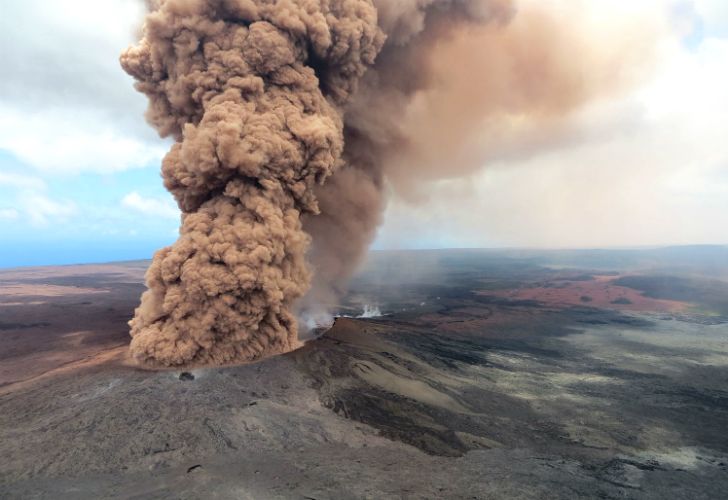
[{"left": 1, "top": 249, "right": 727, "bottom": 499}]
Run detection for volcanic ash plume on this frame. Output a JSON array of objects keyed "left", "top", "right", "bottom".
[
  {"left": 121, "top": 0, "right": 383, "bottom": 366},
  {"left": 123, "top": 0, "right": 651, "bottom": 367}
]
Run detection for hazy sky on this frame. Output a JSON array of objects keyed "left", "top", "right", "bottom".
[{"left": 1, "top": 0, "right": 727, "bottom": 267}]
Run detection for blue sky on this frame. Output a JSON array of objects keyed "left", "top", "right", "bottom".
[
  {"left": 1, "top": 0, "right": 728, "bottom": 268},
  {"left": 0, "top": 149, "right": 177, "bottom": 266}
]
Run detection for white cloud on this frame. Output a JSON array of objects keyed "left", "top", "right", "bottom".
[
  {"left": 122, "top": 192, "right": 180, "bottom": 219},
  {"left": 21, "top": 194, "right": 77, "bottom": 227},
  {"left": 0, "top": 0, "right": 166, "bottom": 174},
  {"left": 0, "top": 107, "right": 167, "bottom": 174},
  {"left": 0, "top": 171, "right": 78, "bottom": 227},
  {"left": 694, "top": 0, "right": 728, "bottom": 33},
  {"left": 0, "top": 172, "right": 46, "bottom": 190},
  {"left": 0, "top": 208, "right": 19, "bottom": 220}
]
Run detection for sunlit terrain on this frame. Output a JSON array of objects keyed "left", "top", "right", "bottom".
[{"left": 1, "top": 247, "right": 726, "bottom": 498}]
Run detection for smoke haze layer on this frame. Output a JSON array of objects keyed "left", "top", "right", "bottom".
[{"left": 122, "top": 0, "right": 654, "bottom": 367}]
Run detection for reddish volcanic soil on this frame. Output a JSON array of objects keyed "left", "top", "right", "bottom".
[
  {"left": 478, "top": 275, "right": 688, "bottom": 313},
  {"left": 0, "top": 262, "right": 147, "bottom": 392}
]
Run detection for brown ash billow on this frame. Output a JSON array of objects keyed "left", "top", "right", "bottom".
[
  {"left": 122, "top": 0, "right": 625, "bottom": 367},
  {"left": 121, "top": 0, "right": 384, "bottom": 366}
]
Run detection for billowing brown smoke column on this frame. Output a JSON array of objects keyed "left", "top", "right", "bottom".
[
  {"left": 123, "top": 0, "right": 648, "bottom": 366},
  {"left": 122, "top": 0, "right": 383, "bottom": 366}
]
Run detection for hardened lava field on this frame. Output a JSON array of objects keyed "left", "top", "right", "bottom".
[{"left": 1, "top": 247, "right": 727, "bottom": 499}]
